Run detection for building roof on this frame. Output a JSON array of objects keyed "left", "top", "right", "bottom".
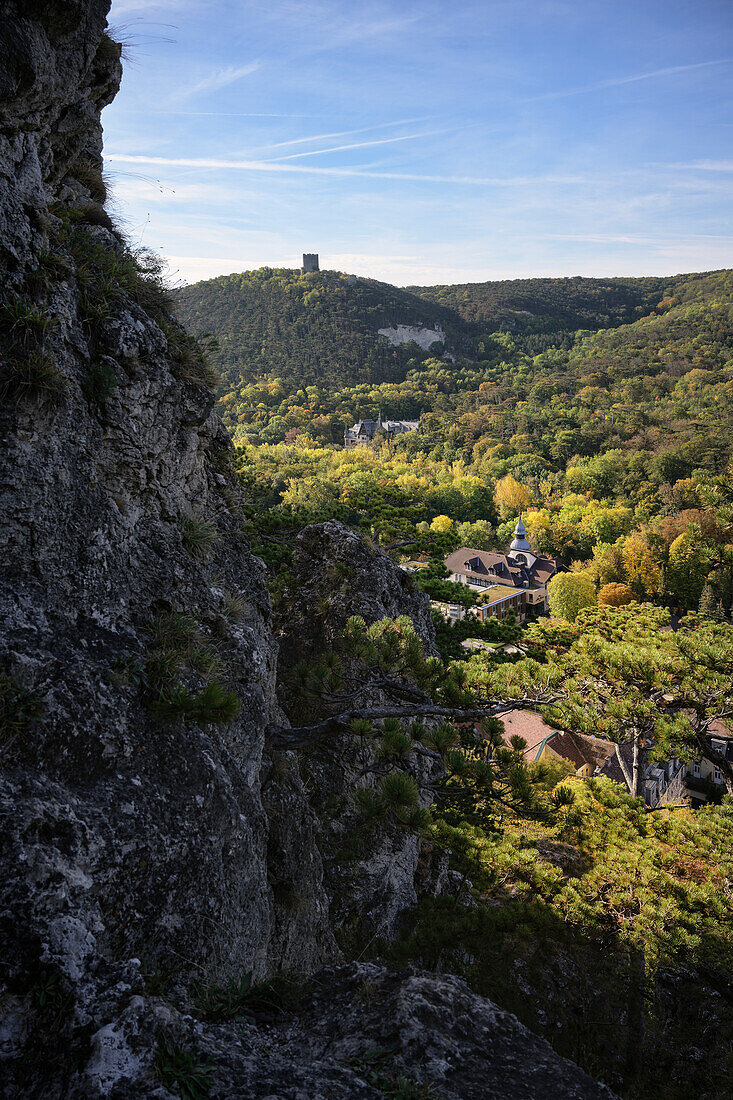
[
  {"left": 598, "top": 741, "right": 634, "bottom": 786},
  {"left": 496, "top": 710, "right": 558, "bottom": 760},
  {"left": 510, "top": 515, "right": 531, "bottom": 552},
  {"left": 445, "top": 546, "right": 561, "bottom": 590},
  {"left": 345, "top": 416, "right": 419, "bottom": 436},
  {"left": 471, "top": 584, "right": 525, "bottom": 605},
  {"left": 546, "top": 730, "right": 615, "bottom": 771}
]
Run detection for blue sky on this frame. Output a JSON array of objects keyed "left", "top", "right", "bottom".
[{"left": 104, "top": 0, "right": 733, "bottom": 286}]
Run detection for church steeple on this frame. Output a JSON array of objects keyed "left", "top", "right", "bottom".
[{"left": 510, "top": 513, "right": 531, "bottom": 552}]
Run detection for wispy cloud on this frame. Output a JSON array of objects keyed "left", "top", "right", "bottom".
[
  {"left": 154, "top": 110, "right": 316, "bottom": 118},
  {"left": 110, "top": 0, "right": 190, "bottom": 14},
  {"left": 106, "top": 152, "right": 590, "bottom": 186},
  {"left": 274, "top": 130, "right": 444, "bottom": 161},
  {"left": 266, "top": 117, "right": 434, "bottom": 149},
  {"left": 539, "top": 231, "right": 733, "bottom": 245},
  {"left": 251, "top": 3, "right": 421, "bottom": 50},
  {"left": 523, "top": 58, "right": 730, "bottom": 102},
  {"left": 663, "top": 159, "right": 733, "bottom": 172},
  {"left": 316, "top": 14, "right": 420, "bottom": 47},
  {"left": 186, "top": 61, "right": 261, "bottom": 97}
]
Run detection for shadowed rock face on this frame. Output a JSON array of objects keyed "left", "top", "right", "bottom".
[
  {"left": 72, "top": 963, "right": 619, "bottom": 1099},
  {"left": 277, "top": 521, "right": 444, "bottom": 945},
  {"left": 0, "top": 4, "right": 617, "bottom": 1098},
  {"left": 0, "top": 2, "right": 336, "bottom": 1092},
  {"left": 0, "top": 1, "right": 121, "bottom": 274}
]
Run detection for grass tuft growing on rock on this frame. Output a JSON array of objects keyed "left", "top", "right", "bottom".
[
  {"left": 0, "top": 296, "right": 57, "bottom": 344},
  {"left": 153, "top": 1034, "right": 212, "bottom": 1100},
  {"left": 195, "top": 971, "right": 303, "bottom": 1023},
  {"left": 56, "top": 213, "right": 173, "bottom": 329},
  {"left": 179, "top": 515, "right": 219, "bottom": 559},
  {"left": 0, "top": 352, "right": 66, "bottom": 403},
  {"left": 222, "top": 591, "right": 248, "bottom": 622},
  {"left": 68, "top": 156, "right": 107, "bottom": 204},
  {"left": 158, "top": 319, "right": 219, "bottom": 388}
]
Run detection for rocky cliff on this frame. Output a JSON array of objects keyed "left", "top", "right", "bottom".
[{"left": 0, "top": 3, "right": 617, "bottom": 1097}]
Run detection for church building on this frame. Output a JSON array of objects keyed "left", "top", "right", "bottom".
[{"left": 444, "top": 517, "right": 562, "bottom": 621}]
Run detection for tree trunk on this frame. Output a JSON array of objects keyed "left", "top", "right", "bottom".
[
  {"left": 614, "top": 743, "right": 633, "bottom": 791},
  {"left": 632, "top": 735, "right": 641, "bottom": 799}
]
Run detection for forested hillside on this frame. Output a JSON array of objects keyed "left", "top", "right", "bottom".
[
  {"left": 176, "top": 262, "right": 732, "bottom": 619},
  {"left": 176, "top": 267, "right": 714, "bottom": 400},
  {"left": 407, "top": 273, "right": 685, "bottom": 348},
  {"left": 225, "top": 268, "right": 732, "bottom": 621},
  {"left": 179, "top": 267, "right": 730, "bottom": 451},
  {"left": 176, "top": 267, "right": 471, "bottom": 388}
]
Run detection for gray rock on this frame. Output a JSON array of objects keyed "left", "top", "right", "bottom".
[
  {"left": 67, "top": 964, "right": 618, "bottom": 1099},
  {"left": 0, "top": 3, "right": 616, "bottom": 1098}
]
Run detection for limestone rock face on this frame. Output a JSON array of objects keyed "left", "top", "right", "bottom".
[
  {"left": 0, "top": 4, "right": 616, "bottom": 1098},
  {"left": 66, "top": 964, "right": 619, "bottom": 1099},
  {"left": 0, "top": 0, "right": 120, "bottom": 276},
  {"left": 0, "top": 3, "right": 336, "bottom": 1092},
  {"left": 279, "top": 519, "right": 438, "bottom": 666},
  {"left": 278, "top": 521, "right": 442, "bottom": 946}
]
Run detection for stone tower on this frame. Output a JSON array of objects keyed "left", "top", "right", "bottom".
[{"left": 302, "top": 253, "right": 319, "bottom": 273}]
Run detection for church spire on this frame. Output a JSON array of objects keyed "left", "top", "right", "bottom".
[{"left": 510, "top": 513, "right": 531, "bottom": 552}]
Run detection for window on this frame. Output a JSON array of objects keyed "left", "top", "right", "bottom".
[
  {"left": 693, "top": 761, "right": 701, "bottom": 777},
  {"left": 713, "top": 768, "right": 722, "bottom": 784}
]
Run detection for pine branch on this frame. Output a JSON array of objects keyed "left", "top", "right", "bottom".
[{"left": 265, "top": 693, "right": 563, "bottom": 750}]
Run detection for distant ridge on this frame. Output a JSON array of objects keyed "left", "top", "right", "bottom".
[{"left": 176, "top": 267, "right": 710, "bottom": 392}]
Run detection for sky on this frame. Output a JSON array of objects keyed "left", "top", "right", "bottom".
[{"left": 104, "top": 0, "right": 733, "bottom": 286}]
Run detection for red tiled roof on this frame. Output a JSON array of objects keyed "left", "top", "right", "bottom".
[{"left": 497, "top": 710, "right": 557, "bottom": 759}]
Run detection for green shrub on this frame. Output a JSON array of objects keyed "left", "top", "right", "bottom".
[
  {"left": 380, "top": 772, "right": 420, "bottom": 811},
  {"left": 153, "top": 1034, "right": 212, "bottom": 1100},
  {"left": 192, "top": 681, "right": 240, "bottom": 723},
  {"left": 82, "top": 360, "right": 117, "bottom": 405},
  {"left": 179, "top": 515, "right": 219, "bottom": 559},
  {"left": 377, "top": 726, "right": 413, "bottom": 759},
  {"left": 152, "top": 680, "right": 239, "bottom": 726}
]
